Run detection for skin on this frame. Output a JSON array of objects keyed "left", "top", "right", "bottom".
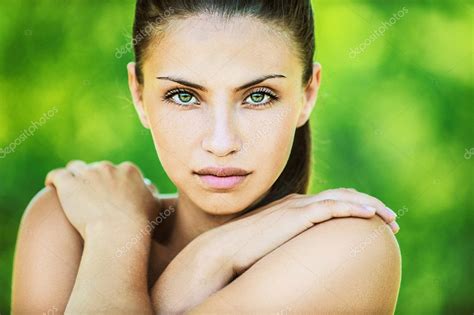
[
  {"left": 129, "top": 14, "right": 321, "bottom": 257},
  {"left": 11, "top": 13, "right": 401, "bottom": 314}
]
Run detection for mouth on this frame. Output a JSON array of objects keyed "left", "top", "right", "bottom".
[{"left": 193, "top": 167, "right": 252, "bottom": 190}]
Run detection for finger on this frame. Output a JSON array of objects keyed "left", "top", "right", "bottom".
[
  {"left": 305, "top": 189, "right": 397, "bottom": 224},
  {"left": 363, "top": 202, "right": 396, "bottom": 224},
  {"left": 89, "top": 160, "right": 115, "bottom": 171},
  {"left": 66, "top": 160, "right": 87, "bottom": 174},
  {"left": 388, "top": 221, "right": 400, "bottom": 234},
  {"left": 118, "top": 161, "right": 144, "bottom": 179},
  {"left": 45, "top": 168, "right": 75, "bottom": 188},
  {"left": 228, "top": 200, "right": 377, "bottom": 275},
  {"left": 342, "top": 190, "right": 398, "bottom": 222},
  {"left": 306, "top": 199, "right": 377, "bottom": 223},
  {"left": 45, "top": 168, "right": 64, "bottom": 186},
  {"left": 308, "top": 200, "right": 399, "bottom": 235}
]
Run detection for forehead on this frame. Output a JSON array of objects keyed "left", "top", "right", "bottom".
[{"left": 143, "top": 13, "right": 302, "bottom": 86}]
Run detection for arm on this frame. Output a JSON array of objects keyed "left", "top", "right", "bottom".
[
  {"left": 12, "top": 162, "right": 161, "bottom": 314},
  {"left": 44, "top": 160, "right": 157, "bottom": 314},
  {"left": 64, "top": 221, "right": 153, "bottom": 314},
  {"left": 151, "top": 189, "right": 401, "bottom": 314},
  {"left": 189, "top": 215, "right": 401, "bottom": 314},
  {"left": 12, "top": 187, "right": 83, "bottom": 314}
]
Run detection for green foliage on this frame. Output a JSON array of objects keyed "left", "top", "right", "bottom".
[{"left": 0, "top": 1, "right": 472, "bottom": 313}]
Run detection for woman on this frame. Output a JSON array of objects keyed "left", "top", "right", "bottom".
[{"left": 12, "top": 0, "right": 401, "bottom": 314}]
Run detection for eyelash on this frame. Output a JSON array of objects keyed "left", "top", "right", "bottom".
[{"left": 161, "top": 87, "right": 279, "bottom": 109}]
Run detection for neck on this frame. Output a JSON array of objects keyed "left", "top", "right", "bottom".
[
  {"left": 153, "top": 187, "right": 271, "bottom": 262},
  {"left": 154, "top": 190, "right": 241, "bottom": 257}
]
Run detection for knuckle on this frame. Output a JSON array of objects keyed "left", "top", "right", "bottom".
[
  {"left": 65, "top": 161, "right": 74, "bottom": 168},
  {"left": 66, "top": 159, "right": 84, "bottom": 168},
  {"left": 86, "top": 161, "right": 115, "bottom": 177},
  {"left": 46, "top": 168, "right": 67, "bottom": 182},
  {"left": 98, "top": 160, "right": 114, "bottom": 168},
  {"left": 95, "top": 160, "right": 115, "bottom": 173},
  {"left": 315, "top": 189, "right": 334, "bottom": 198},
  {"left": 332, "top": 188, "right": 353, "bottom": 195},
  {"left": 318, "top": 198, "right": 337, "bottom": 207},
  {"left": 119, "top": 161, "right": 138, "bottom": 173},
  {"left": 342, "top": 187, "right": 357, "bottom": 193},
  {"left": 46, "top": 168, "right": 61, "bottom": 177}
]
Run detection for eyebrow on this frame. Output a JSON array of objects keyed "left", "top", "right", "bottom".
[{"left": 156, "top": 74, "right": 287, "bottom": 92}]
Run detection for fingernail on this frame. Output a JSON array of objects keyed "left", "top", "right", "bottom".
[{"left": 389, "top": 221, "right": 400, "bottom": 234}]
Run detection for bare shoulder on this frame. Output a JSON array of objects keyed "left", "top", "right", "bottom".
[
  {"left": 267, "top": 215, "right": 402, "bottom": 313},
  {"left": 289, "top": 215, "right": 402, "bottom": 266},
  {"left": 274, "top": 215, "right": 401, "bottom": 313},
  {"left": 191, "top": 216, "right": 401, "bottom": 314},
  {"left": 17, "top": 186, "right": 81, "bottom": 244},
  {"left": 21, "top": 186, "right": 67, "bottom": 224},
  {"left": 290, "top": 215, "right": 401, "bottom": 280},
  {"left": 12, "top": 186, "right": 83, "bottom": 313}
]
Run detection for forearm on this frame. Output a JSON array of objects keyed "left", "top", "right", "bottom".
[
  {"left": 151, "top": 234, "right": 233, "bottom": 314},
  {"left": 65, "top": 222, "right": 154, "bottom": 314}
]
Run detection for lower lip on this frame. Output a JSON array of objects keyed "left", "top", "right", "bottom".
[{"left": 196, "top": 174, "right": 249, "bottom": 190}]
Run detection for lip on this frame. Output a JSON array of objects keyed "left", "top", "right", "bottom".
[
  {"left": 193, "top": 167, "right": 251, "bottom": 190},
  {"left": 194, "top": 167, "right": 251, "bottom": 177}
]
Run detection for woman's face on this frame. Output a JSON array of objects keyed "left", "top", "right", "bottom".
[{"left": 128, "top": 14, "right": 321, "bottom": 215}]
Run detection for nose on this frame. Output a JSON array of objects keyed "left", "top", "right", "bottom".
[{"left": 201, "top": 106, "right": 242, "bottom": 157}]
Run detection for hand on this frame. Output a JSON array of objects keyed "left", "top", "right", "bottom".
[
  {"left": 212, "top": 187, "right": 399, "bottom": 274},
  {"left": 151, "top": 188, "right": 399, "bottom": 313},
  {"left": 45, "top": 160, "right": 160, "bottom": 239}
]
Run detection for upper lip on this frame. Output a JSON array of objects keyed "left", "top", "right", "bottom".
[{"left": 194, "top": 167, "right": 251, "bottom": 177}]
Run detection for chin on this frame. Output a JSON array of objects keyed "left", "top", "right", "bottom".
[
  {"left": 189, "top": 190, "right": 253, "bottom": 216},
  {"left": 200, "top": 196, "right": 249, "bottom": 216}
]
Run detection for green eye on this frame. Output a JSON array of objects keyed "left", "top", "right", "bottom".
[
  {"left": 244, "top": 89, "right": 278, "bottom": 107},
  {"left": 250, "top": 93, "right": 265, "bottom": 103},
  {"left": 176, "top": 92, "right": 193, "bottom": 103},
  {"left": 164, "top": 89, "right": 199, "bottom": 107}
]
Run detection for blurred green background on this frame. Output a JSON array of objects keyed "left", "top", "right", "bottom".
[{"left": 0, "top": 0, "right": 472, "bottom": 313}]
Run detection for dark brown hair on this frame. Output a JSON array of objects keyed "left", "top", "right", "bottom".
[{"left": 132, "top": 0, "right": 315, "bottom": 212}]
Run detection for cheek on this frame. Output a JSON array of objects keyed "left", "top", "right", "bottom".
[
  {"left": 146, "top": 107, "right": 201, "bottom": 185},
  {"left": 242, "top": 106, "right": 297, "bottom": 177},
  {"left": 147, "top": 104, "right": 199, "bottom": 151}
]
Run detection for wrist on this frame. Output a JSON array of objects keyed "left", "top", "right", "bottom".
[
  {"left": 187, "top": 229, "right": 235, "bottom": 278},
  {"left": 85, "top": 218, "right": 151, "bottom": 240},
  {"left": 84, "top": 220, "right": 152, "bottom": 259},
  {"left": 152, "top": 231, "right": 234, "bottom": 314}
]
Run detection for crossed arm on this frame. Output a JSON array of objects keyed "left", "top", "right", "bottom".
[
  {"left": 12, "top": 186, "right": 401, "bottom": 314},
  {"left": 188, "top": 215, "right": 401, "bottom": 314}
]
